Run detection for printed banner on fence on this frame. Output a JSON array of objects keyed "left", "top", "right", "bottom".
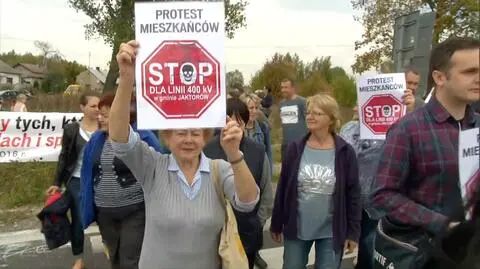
[
  {"left": 134, "top": 0, "right": 226, "bottom": 130},
  {"left": 459, "top": 127, "right": 480, "bottom": 219},
  {"left": 356, "top": 73, "right": 407, "bottom": 140},
  {"left": 0, "top": 112, "right": 83, "bottom": 162}
]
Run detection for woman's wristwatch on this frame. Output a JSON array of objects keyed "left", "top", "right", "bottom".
[{"left": 228, "top": 151, "right": 244, "bottom": 165}]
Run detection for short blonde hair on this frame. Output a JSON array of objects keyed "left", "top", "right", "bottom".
[
  {"left": 306, "top": 93, "right": 341, "bottom": 134},
  {"left": 241, "top": 93, "right": 261, "bottom": 106}
]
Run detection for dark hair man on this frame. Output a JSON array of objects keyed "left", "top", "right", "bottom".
[
  {"left": 279, "top": 78, "right": 308, "bottom": 159},
  {"left": 372, "top": 37, "right": 480, "bottom": 265}
]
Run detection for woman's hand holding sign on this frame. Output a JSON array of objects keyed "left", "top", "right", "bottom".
[
  {"left": 116, "top": 40, "right": 139, "bottom": 85},
  {"left": 110, "top": 40, "right": 140, "bottom": 143},
  {"left": 220, "top": 116, "right": 243, "bottom": 162}
]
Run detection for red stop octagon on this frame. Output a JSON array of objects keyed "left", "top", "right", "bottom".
[
  {"left": 361, "top": 94, "right": 405, "bottom": 134},
  {"left": 141, "top": 40, "right": 221, "bottom": 119}
]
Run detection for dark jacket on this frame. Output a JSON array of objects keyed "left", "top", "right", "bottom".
[
  {"left": 37, "top": 192, "right": 71, "bottom": 250},
  {"left": 203, "top": 135, "right": 265, "bottom": 253},
  {"left": 270, "top": 133, "right": 361, "bottom": 252},
  {"left": 53, "top": 122, "right": 81, "bottom": 187}
]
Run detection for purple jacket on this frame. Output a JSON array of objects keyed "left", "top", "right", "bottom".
[{"left": 270, "top": 133, "right": 361, "bottom": 252}]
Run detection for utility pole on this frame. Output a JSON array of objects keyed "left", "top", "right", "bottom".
[{"left": 392, "top": 10, "right": 435, "bottom": 98}]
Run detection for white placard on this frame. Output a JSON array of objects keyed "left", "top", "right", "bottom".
[
  {"left": 134, "top": 1, "right": 226, "bottom": 130},
  {"left": 356, "top": 73, "right": 407, "bottom": 140},
  {"left": 424, "top": 87, "right": 434, "bottom": 103},
  {"left": 459, "top": 127, "right": 480, "bottom": 219},
  {"left": 0, "top": 112, "right": 83, "bottom": 162}
]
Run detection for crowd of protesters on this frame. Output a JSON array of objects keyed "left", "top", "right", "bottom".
[{"left": 34, "top": 36, "right": 480, "bottom": 269}]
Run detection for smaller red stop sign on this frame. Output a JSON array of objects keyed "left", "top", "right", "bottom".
[
  {"left": 361, "top": 94, "right": 405, "bottom": 134},
  {"left": 141, "top": 40, "right": 221, "bottom": 119}
]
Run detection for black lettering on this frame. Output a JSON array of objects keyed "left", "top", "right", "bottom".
[
  {"left": 139, "top": 21, "right": 220, "bottom": 33},
  {"left": 15, "top": 116, "right": 21, "bottom": 129},
  {"left": 62, "top": 116, "right": 71, "bottom": 128},
  {"left": 156, "top": 10, "right": 162, "bottom": 20},
  {"left": 463, "top": 146, "right": 480, "bottom": 158}
]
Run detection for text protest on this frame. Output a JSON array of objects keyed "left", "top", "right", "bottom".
[
  {"left": 459, "top": 127, "right": 480, "bottom": 219},
  {"left": 356, "top": 73, "right": 407, "bottom": 140},
  {"left": 139, "top": 8, "right": 220, "bottom": 34},
  {"left": 0, "top": 112, "right": 83, "bottom": 162},
  {"left": 135, "top": 0, "right": 226, "bottom": 130}
]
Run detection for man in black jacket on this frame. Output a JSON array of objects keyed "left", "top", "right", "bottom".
[{"left": 203, "top": 97, "right": 273, "bottom": 269}]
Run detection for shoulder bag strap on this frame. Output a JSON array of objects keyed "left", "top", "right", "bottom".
[{"left": 211, "top": 160, "right": 227, "bottom": 217}]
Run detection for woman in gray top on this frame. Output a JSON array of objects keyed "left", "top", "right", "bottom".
[{"left": 106, "top": 40, "right": 260, "bottom": 269}]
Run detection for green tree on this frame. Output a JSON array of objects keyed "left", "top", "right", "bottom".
[
  {"left": 69, "top": 0, "right": 249, "bottom": 92},
  {"left": 250, "top": 53, "right": 357, "bottom": 107},
  {"left": 226, "top": 69, "right": 245, "bottom": 90},
  {"left": 351, "top": 0, "right": 480, "bottom": 73}
]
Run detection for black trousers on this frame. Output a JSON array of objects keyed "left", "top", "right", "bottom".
[{"left": 96, "top": 202, "right": 145, "bottom": 269}]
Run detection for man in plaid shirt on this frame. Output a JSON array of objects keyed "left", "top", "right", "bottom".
[{"left": 372, "top": 37, "right": 480, "bottom": 236}]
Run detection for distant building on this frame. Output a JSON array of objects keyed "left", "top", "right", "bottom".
[
  {"left": 0, "top": 60, "right": 22, "bottom": 85},
  {"left": 13, "top": 63, "right": 46, "bottom": 87},
  {"left": 76, "top": 67, "right": 119, "bottom": 92}
]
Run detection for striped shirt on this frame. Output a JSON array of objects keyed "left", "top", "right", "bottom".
[{"left": 94, "top": 140, "right": 144, "bottom": 208}]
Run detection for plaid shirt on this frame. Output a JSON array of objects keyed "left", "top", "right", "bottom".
[{"left": 372, "top": 97, "right": 479, "bottom": 234}]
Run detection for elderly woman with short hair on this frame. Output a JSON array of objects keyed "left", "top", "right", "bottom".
[{"left": 107, "top": 40, "right": 260, "bottom": 269}]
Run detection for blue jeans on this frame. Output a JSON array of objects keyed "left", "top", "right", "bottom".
[
  {"left": 66, "top": 177, "right": 84, "bottom": 256},
  {"left": 283, "top": 238, "right": 342, "bottom": 269}
]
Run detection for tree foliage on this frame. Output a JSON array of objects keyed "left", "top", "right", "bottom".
[
  {"left": 351, "top": 0, "right": 480, "bottom": 73},
  {"left": 68, "top": 0, "right": 249, "bottom": 92},
  {"left": 250, "top": 53, "right": 357, "bottom": 108},
  {"left": 226, "top": 69, "right": 245, "bottom": 90}
]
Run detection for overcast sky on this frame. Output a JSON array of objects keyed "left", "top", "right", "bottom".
[{"left": 0, "top": 0, "right": 363, "bottom": 82}]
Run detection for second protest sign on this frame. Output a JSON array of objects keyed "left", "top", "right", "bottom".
[
  {"left": 357, "top": 73, "right": 407, "bottom": 140},
  {"left": 134, "top": 0, "right": 226, "bottom": 130}
]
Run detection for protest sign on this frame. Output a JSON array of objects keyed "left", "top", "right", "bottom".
[
  {"left": 459, "top": 127, "right": 480, "bottom": 219},
  {"left": 0, "top": 112, "right": 83, "bottom": 162},
  {"left": 134, "top": 0, "right": 226, "bottom": 130},
  {"left": 356, "top": 73, "right": 407, "bottom": 140}
]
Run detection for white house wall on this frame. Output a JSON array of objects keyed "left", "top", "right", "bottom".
[{"left": 0, "top": 73, "right": 21, "bottom": 84}]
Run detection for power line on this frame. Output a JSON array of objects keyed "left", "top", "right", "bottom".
[{"left": 0, "top": 35, "right": 354, "bottom": 48}]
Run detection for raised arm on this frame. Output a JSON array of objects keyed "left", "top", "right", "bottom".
[{"left": 109, "top": 40, "right": 139, "bottom": 143}]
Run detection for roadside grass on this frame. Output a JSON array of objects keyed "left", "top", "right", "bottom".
[{"left": 0, "top": 162, "right": 56, "bottom": 209}]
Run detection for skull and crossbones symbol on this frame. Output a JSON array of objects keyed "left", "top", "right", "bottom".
[{"left": 180, "top": 63, "right": 196, "bottom": 85}]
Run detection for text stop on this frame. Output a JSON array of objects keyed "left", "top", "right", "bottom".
[
  {"left": 148, "top": 62, "right": 213, "bottom": 85},
  {"left": 365, "top": 104, "right": 402, "bottom": 118}
]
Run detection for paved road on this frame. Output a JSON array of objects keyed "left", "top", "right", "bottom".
[{"left": 0, "top": 231, "right": 354, "bottom": 269}]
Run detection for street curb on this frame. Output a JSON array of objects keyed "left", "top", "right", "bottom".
[{"left": 0, "top": 226, "right": 100, "bottom": 245}]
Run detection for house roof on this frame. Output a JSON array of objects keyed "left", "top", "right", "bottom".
[
  {"left": 13, "top": 63, "right": 46, "bottom": 79},
  {"left": 88, "top": 68, "right": 107, "bottom": 83},
  {"left": 0, "top": 60, "right": 22, "bottom": 75}
]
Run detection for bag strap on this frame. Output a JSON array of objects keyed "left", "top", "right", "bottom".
[{"left": 210, "top": 160, "right": 228, "bottom": 220}]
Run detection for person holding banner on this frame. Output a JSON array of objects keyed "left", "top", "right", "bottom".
[
  {"left": 46, "top": 92, "right": 100, "bottom": 269},
  {"left": 271, "top": 93, "right": 361, "bottom": 269},
  {"left": 371, "top": 37, "right": 480, "bottom": 268},
  {"left": 106, "top": 40, "right": 259, "bottom": 269},
  {"left": 339, "top": 87, "right": 422, "bottom": 269},
  {"left": 80, "top": 93, "right": 165, "bottom": 269}
]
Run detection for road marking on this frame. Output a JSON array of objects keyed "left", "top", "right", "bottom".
[{"left": 0, "top": 226, "right": 100, "bottom": 245}]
